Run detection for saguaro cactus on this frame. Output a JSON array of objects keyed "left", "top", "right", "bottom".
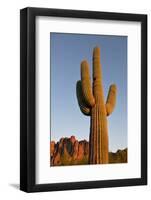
[{"left": 76, "top": 47, "right": 117, "bottom": 164}]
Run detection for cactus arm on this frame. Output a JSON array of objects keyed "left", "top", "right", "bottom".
[
  {"left": 81, "top": 60, "right": 95, "bottom": 107},
  {"left": 76, "top": 80, "right": 91, "bottom": 116},
  {"left": 106, "top": 84, "right": 117, "bottom": 116}
]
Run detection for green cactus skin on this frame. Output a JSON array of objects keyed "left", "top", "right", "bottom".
[{"left": 76, "top": 47, "right": 117, "bottom": 164}]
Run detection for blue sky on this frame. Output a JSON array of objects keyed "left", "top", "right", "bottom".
[{"left": 50, "top": 32, "right": 127, "bottom": 152}]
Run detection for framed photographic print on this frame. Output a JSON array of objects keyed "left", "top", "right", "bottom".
[{"left": 20, "top": 7, "right": 147, "bottom": 192}]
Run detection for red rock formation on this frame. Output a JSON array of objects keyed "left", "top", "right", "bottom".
[
  {"left": 70, "top": 135, "right": 76, "bottom": 144},
  {"left": 50, "top": 141, "right": 55, "bottom": 157},
  {"left": 50, "top": 136, "right": 89, "bottom": 166},
  {"left": 50, "top": 136, "right": 127, "bottom": 166}
]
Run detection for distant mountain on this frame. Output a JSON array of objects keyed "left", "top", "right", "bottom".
[
  {"left": 109, "top": 148, "right": 127, "bottom": 163},
  {"left": 50, "top": 136, "right": 127, "bottom": 166}
]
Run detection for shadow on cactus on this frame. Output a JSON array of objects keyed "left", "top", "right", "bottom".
[{"left": 76, "top": 47, "right": 117, "bottom": 164}]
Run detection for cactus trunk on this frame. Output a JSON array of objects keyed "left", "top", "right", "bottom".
[
  {"left": 89, "top": 104, "right": 108, "bottom": 164},
  {"left": 76, "top": 47, "right": 117, "bottom": 164},
  {"left": 90, "top": 86, "right": 109, "bottom": 163}
]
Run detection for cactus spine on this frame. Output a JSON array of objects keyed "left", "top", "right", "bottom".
[{"left": 76, "top": 47, "right": 117, "bottom": 164}]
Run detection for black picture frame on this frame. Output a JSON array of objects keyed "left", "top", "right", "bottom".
[{"left": 20, "top": 7, "right": 147, "bottom": 192}]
